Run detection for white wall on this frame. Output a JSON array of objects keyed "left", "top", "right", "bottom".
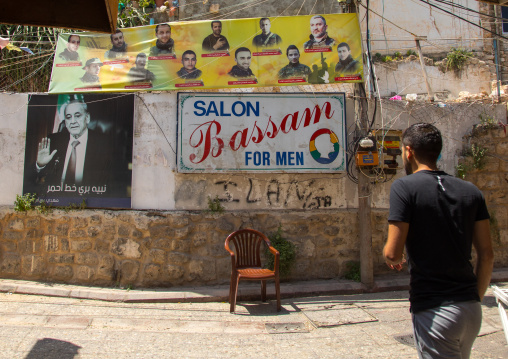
[
  {"left": 0, "top": 92, "right": 505, "bottom": 211},
  {"left": 359, "top": 0, "right": 484, "bottom": 54},
  {"left": 374, "top": 59, "right": 492, "bottom": 97},
  {"left": 131, "top": 93, "right": 177, "bottom": 210},
  {"left": 0, "top": 93, "right": 28, "bottom": 205}
]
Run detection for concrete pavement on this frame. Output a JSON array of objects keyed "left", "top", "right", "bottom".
[
  {"left": 1, "top": 268, "right": 508, "bottom": 304},
  {"left": 0, "top": 270, "right": 507, "bottom": 358}
]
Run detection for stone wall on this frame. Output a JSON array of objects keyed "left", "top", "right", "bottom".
[
  {"left": 1, "top": 126, "right": 506, "bottom": 288},
  {"left": 0, "top": 208, "right": 394, "bottom": 287},
  {"left": 457, "top": 126, "right": 508, "bottom": 265}
]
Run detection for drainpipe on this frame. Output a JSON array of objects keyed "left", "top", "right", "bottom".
[
  {"left": 494, "top": 5, "right": 502, "bottom": 102},
  {"left": 494, "top": 39, "right": 501, "bottom": 102}
]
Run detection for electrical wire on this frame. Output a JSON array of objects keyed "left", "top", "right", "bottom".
[
  {"left": 136, "top": 93, "right": 176, "bottom": 154},
  {"left": 417, "top": 0, "right": 508, "bottom": 41}
]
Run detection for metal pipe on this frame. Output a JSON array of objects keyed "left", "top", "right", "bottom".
[{"left": 494, "top": 38, "right": 501, "bottom": 102}]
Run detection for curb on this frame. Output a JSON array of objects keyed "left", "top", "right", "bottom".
[{"left": 1, "top": 269, "right": 507, "bottom": 303}]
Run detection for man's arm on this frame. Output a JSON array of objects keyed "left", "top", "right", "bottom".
[
  {"left": 383, "top": 221, "right": 409, "bottom": 271},
  {"left": 472, "top": 219, "right": 494, "bottom": 301}
]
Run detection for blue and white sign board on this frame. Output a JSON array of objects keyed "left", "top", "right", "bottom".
[{"left": 177, "top": 92, "right": 346, "bottom": 173}]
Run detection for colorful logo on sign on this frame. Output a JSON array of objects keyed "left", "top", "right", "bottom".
[{"left": 309, "top": 129, "right": 340, "bottom": 164}]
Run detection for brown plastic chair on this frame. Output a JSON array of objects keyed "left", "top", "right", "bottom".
[{"left": 225, "top": 228, "right": 281, "bottom": 313}]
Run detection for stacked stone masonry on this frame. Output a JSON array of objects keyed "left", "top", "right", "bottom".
[
  {"left": 0, "top": 129, "right": 506, "bottom": 288},
  {"left": 0, "top": 209, "right": 394, "bottom": 287},
  {"left": 458, "top": 126, "right": 508, "bottom": 265}
]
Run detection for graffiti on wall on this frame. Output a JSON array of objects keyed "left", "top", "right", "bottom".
[{"left": 213, "top": 178, "right": 333, "bottom": 209}]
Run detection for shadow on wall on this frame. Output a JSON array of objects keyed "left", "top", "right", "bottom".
[{"left": 25, "top": 338, "right": 81, "bottom": 359}]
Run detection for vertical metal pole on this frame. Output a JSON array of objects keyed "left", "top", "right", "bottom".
[
  {"left": 415, "top": 38, "right": 433, "bottom": 101},
  {"left": 494, "top": 39, "right": 501, "bottom": 102},
  {"left": 355, "top": 83, "right": 374, "bottom": 288}
]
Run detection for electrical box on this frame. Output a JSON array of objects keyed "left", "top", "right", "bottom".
[
  {"left": 355, "top": 136, "right": 379, "bottom": 167},
  {"left": 372, "top": 130, "right": 403, "bottom": 174},
  {"left": 356, "top": 151, "right": 379, "bottom": 166}
]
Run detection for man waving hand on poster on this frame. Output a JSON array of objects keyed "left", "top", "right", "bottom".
[{"left": 36, "top": 97, "right": 112, "bottom": 187}]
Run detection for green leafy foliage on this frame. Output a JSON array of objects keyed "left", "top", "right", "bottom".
[
  {"left": 14, "top": 193, "right": 37, "bottom": 212},
  {"left": 471, "top": 144, "right": 488, "bottom": 170},
  {"left": 117, "top": 0, "right": 155, "bottom": 28},
  {"left": 455, "top": 163, "right": 468, "bottom": 179},
  {"left": 265, "top": 225, "right": 296, "bottom": 278},
  {"left": 446, "top": 48, "right": 472, "bottom": 71},
  {"left": 381, "top": 56, "right": 393, "bottom": 63},
  {"left": 478, "top": 113, "right": 499, "bottom": 130},
  {"left": 62, "top": 199, "right": 87, "bottom": 212},
  {"left": 394, "top": 51, "right": 402, "bottom": 59},
  {"left": 206, "top": 195, "right": 224, "bottom": 214},
  {"left": 456, "top": 143, "right": 489, "bottom": 179},
  {"left": 489, "top": 211, "right": 501, "bottom": 245},
  {"left": 406, "top": 50, "right": 417, "bottom": 56},
  {"left": 344, "top": 261, "right": 361, "bottom": 282},
  {"left": 14, "top": 193, "right": 87, "bottom": 213},
  {"left": 0, "top": 25, "right": 62, "bottom": 92}
]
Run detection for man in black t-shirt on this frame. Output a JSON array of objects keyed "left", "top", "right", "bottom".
[{"left": 383, "top": 123, "right": 493, "bottom": 359}]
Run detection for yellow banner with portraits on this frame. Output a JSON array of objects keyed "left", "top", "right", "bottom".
[{"left": 48, "top": 13, "right": 363, "bottom": 93}]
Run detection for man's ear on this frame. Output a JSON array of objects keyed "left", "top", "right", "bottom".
[{"left": 405, "top": 146, "right": 413, "bottom": 159}]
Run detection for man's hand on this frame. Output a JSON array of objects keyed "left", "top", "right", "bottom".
[
  {"left": 37, "top": 137, "right": 57, "bottom": 167},
  {"left": 383, "top": 221, "right": 409, "bottom": 271},
  {"left": 386, "top": 256, "right": 406, "bottom": 271},
  {"left": 213, "top": 38, "right": 226, "bottom": 50}
]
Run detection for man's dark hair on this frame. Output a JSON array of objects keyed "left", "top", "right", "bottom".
[
  {"left": 402, "top": 123, "right": 443, "bottom": 164},
  {"left": 181, "top": 50, "right": 197, "bottom": 63},
  {"left": 259, "top": 17, "right": 270, "bottom": 26},
  {"left": 211, "top": 20, "right": 222, "bottom": 29},
  {"left": 155, "top": 23, "right": 171, "bottom": 34},
  {"left": 110, "top": 29, "right": 123, "bottom": 41},
  {"left": 311, "top": 15, "right": 326, "bottom": 26},
  {"left": 68, "top": 34, "right": 80, "bottom": 42},
  {"left": 337, "top": 42, "right": 350, "bottom": 51},
  {"left": 286, "top": 44, "right": 299, "bottom": 57},
  {"left": 235, "top": 47, "right": 251, "bottom": 59},
  {"left": 136, "top": 53, "right": 147, "bottom": 62}
]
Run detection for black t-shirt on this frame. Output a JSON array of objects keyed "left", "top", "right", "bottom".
[{"left": 388, "top": 170, "right": 489, "bottom": 313}]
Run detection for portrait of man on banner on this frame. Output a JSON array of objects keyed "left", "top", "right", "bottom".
[
  {"left": 228, "top": 47, "right": 255, "bottom": 78},
  {"left": 278, "top": 45, "right": 311, "bottom": 79},
  {"left": 304, "top": 15, "right": 336, "bottom": 49},
  {"left": 202, "top": 20, "right": 229, "bottom": 52},
  {"left": 177, "top": 50, "right": 202, "bottom": 79},
  {"left": 334, "top": 42, "right": 361, "bottom": 75},
  {"left": 58, "top": 34, "right": 81, "bottom": 62},
  {"left": 252, "top": 18, "right": 282, "bottom": 48},
  {"left": 22, "top": 94, "right": 135, "bottom": 208},
  {"left": 105, "top": 29, "right": 129, "bottom": 59},
  {"left": 149, "top": 23, "right": 175, "bottom": 56}
]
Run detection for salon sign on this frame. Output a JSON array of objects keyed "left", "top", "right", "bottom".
[{"left": 177, "top": 93, "right": 346, "bottom": 173}]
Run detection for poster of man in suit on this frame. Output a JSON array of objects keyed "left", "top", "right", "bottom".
[{"left": 22, "top": 94, "right": 134, "bottom": 208}]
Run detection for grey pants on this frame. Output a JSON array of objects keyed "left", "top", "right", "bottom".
[{"left": 412, "top": 300, "right": 482, "bottom": 359}]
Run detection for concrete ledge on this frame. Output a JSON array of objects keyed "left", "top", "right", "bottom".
[{"left": 1, "top": 270, "right": 507, "bottom": 303}]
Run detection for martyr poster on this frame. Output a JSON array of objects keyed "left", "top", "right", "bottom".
[{"left": 49, "top": 14, "right": 363, "bottom": 93}]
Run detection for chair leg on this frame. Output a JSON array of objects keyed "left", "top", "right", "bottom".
[
  {"left": 261, "top": 280, "right": 267, "bottom": 302},
  {"left": 228, "top": 272, "right": 235, "bottom": 304},
  {"left": 230, "top": 275, "right": 240, "bottom": 313},
  {"left": 275, "top": 276, "right": 281, "bottom": 312}
]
